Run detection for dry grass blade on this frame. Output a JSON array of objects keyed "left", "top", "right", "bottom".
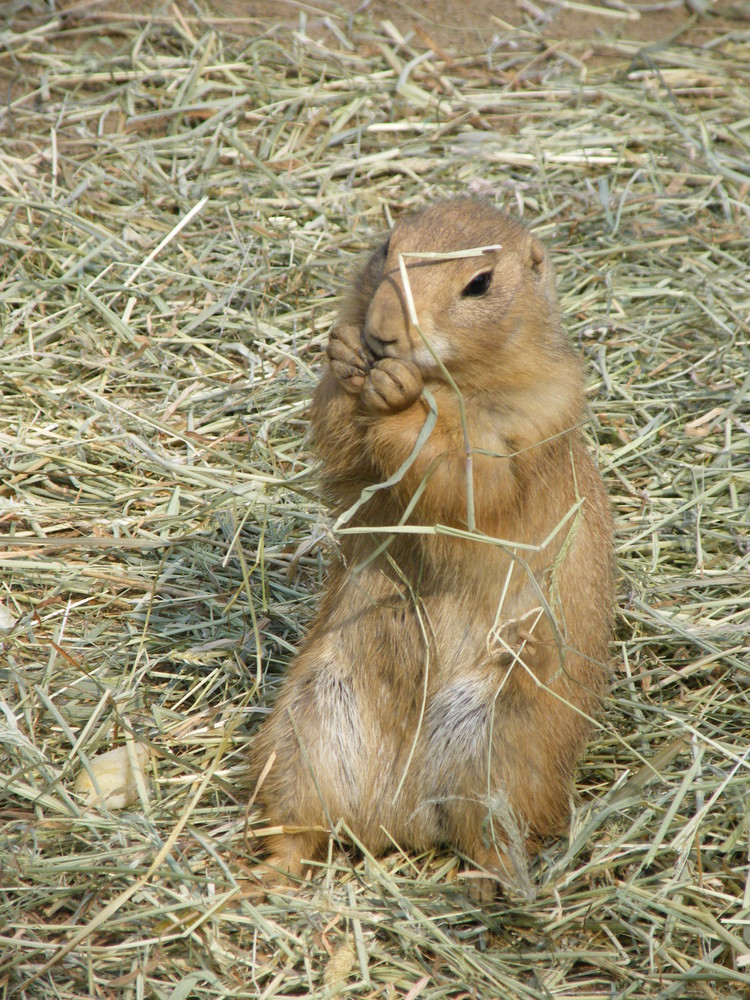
[{"left": 1, "top": 1, "right": 748, "bottom": 997}]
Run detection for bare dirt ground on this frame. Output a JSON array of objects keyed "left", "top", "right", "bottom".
[
  {"left": 216, "top": 0, "right": 750, "bottom": 54},
  {"left": 43, "top": 0, "right": 750, "bottom": 56}
]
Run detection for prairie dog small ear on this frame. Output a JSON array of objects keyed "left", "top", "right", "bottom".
[
  {"left": 529, "top": 236, "right": 546, "bottom": 272},
  {"left": 362, "top": 236, "right": 390, "bottom": 287},
  {"left": 528, "top": 235, "right": 558, "bottom": 305}
]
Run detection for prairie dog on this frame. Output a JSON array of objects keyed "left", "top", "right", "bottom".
[{"left": 252, "top": 198, "right": 614, "bottom": 891}]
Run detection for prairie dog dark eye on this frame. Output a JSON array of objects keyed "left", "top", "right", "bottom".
[{"left": 462, "top": 271, "right": 492, "bottom": 297}]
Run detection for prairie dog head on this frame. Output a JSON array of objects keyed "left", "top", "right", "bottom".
[{"left": 358, "top": 198, "right": 568, "bottom": 391}]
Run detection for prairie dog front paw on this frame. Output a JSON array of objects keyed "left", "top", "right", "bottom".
[
  {"left": 361, "top": 358, "right": 423, "bottom": 413},
  {"left": 327, "top": 325, "right": 374, "bottom": 394}
]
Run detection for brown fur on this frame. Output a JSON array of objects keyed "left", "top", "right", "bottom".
[{"left": 252, "top": 198, "right": 615, "bottom": 889}]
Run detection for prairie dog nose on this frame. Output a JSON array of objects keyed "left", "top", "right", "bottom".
[
  {"left": 364, "top": 319, "right": 398, "bottom": 351},
  {"left": 364, "top": 282, "right": 409, "bottom": 356}
]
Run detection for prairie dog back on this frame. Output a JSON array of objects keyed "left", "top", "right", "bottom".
[{"left": 253, "top": 198, "right": 615, "bottom": 891}]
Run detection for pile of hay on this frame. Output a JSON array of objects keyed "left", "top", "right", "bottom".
[{"left": 1, "top": 2, "right": 748, "bottom": 996}]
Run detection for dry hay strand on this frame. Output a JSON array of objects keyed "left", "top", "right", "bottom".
[{"left": 1, "top": 2, "right": 748, "bottom": 997}]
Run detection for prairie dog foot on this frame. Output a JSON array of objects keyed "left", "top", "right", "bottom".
[
  {"left": 361, "top": 357, "right": 423, "bottom": 412},
  {"left": 327, "top": 324, "right": 374, "bottom": 393},
  {"left": 464, "top": 842, "right": 532, "bottom": 904},
  {"left": 260, "top": 830, "right": 328, "bottom": 886}
]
